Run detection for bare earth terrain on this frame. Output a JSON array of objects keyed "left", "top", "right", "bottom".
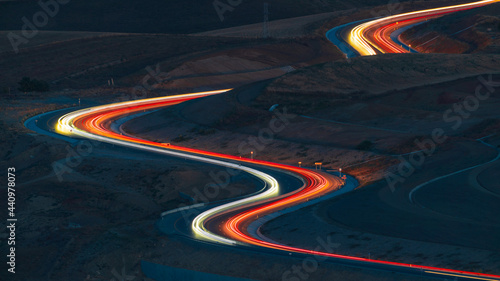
[
  {"left": 123, "top": 54, "right": 500, "bottom": 275},
  {"left": 1, "top": 3, "right": 500, "bottom": 280},
  {"left": 402, "top": 2, "right": 500, "bottom": 54}
]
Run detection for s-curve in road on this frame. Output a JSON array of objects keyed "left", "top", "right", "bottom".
[{"left": 26, "top": 88, "right": 500, "bottom": 281}]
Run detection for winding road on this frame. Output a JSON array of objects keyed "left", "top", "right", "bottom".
[
  {"left": 26, "top": 1, "right": 500, "bottom": 280},
  {"left": 329, "top": 0, "right": 499, "bottom": 56}
]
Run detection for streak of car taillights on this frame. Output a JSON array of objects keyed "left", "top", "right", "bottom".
[
  {"left": 54, "top": 89, "right": 500, "bottom": 280},
  {"left": 54, "top": 2, "right": 500, "bottom": 277},
  {"left": 56, "top": 89, "right": 336, "bottom": 246},
  {"left": 349, "top": 0, "right": 498, "bottom": 56}
]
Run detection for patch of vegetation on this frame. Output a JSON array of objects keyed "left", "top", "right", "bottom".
[
  {"left": 189, "top": 127, "right": 217, "bottom": 135},
  {"left": 356, "top": 140, "right": 374, "bottom": 151},
  {"left": 378, "top": 253, "right": 388, "bottom": 259},
  {"left": 172, "top": 135, "right": 191, "bottom": 143},
  {"left": 349, "top": 243, "right": 360, "bottom": 249},
  {"left": 392, "top": 244, "right": 403, "bottom": 252},
  {"left": 17, "top": 77, "right": 50, "bottom": 92},
  {"left": 296, "top": 151, "right": 307, "bottom": 157},
  {"left": 198, "top": 128, "right": 216, "bottom": 135}
]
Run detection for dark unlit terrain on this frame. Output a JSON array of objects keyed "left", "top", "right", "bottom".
[
  {"left": 402, "top": 2, "right": 500, "bottom": 54},
  {"left": 124, "top": 53, "right": 500, "bottom": 274},
  {"left": 1, "top": 2, "right": 500, "bottom": 280}
]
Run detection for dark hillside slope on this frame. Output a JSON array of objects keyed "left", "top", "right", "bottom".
[{"left": 1, "top": 0, "right": 415, "bottom": 34}]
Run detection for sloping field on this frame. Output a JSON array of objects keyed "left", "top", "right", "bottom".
[
  {"left": 196, "top": 11, "right": 348, "bottom": 38},
  {"left": 0, "top": 0, "right": 413, "bottom": 34},
  {"left": 401, "top": 2, "right": 500, "bottom": 54},
  {"left": 263, "top": 53, "right": 500, "bottom": 102}
]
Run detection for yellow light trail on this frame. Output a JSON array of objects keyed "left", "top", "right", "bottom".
[
  {"left": 348, "top": 0, "right": 499, "bottom": 56},
  {"left": 51, "top": 89, "right": 500, "bottom": 281}
]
